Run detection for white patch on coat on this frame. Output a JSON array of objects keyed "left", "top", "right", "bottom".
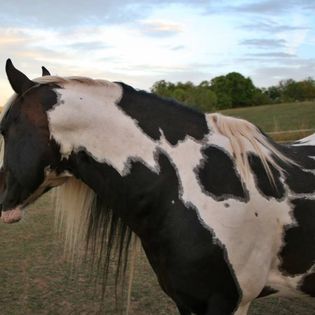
[
  {"left": 47, "top": 80, "right": 310, "bottom": 313},
  {"left": 294, "top": 133, "right": 315, "bottom": 146},
  {"left": 47, "top": 81, "right": 157, "bottom": 175},
  {"left": 160, "top": 132, "right": 295, "bottom": 303}
]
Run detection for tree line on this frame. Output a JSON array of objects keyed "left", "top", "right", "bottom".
[{"left": 151, "top": 72, "right": 315, "bottom": 112}]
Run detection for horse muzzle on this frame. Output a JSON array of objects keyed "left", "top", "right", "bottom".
[{"left": 1, "top": 207, "right": 22, "bottom": 224}]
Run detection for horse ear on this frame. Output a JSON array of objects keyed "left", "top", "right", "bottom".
[
  {"left": 5, "top": 59, "right": 36, "bottom": 95},
  {"left": 41, "top": 66, "right": 51, "bottom": 76}
]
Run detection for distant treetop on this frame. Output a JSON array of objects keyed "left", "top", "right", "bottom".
[{"left": 151, "top": 73, "right": 315, "bottom": 111}]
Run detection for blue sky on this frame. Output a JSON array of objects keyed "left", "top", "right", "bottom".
[{"left": 0, "top": 0, "right": 314, "bottom": 103}]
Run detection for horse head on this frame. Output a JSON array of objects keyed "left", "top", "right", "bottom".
[{"left": 0, "top": 60, "right": 67, "bottom": 223}]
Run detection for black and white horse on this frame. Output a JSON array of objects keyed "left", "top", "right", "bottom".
[{"left": 1, "top": 59, "right": 315, "bottom": 315}]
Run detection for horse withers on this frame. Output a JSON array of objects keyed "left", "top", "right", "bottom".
[{"left": 0, "top": 59, "right": 314, "bottom": 315}]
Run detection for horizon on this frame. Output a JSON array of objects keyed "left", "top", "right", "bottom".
[{"left": 0, "top": 0, "right": 314, "bottom": 105}]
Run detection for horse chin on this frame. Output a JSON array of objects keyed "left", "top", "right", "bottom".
[{"left": 1, "top": 207, "right": 22, "bottom": 224}]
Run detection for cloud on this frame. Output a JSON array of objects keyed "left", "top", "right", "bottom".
[
  {"left": 247, "top": 52, "right": 295, "bottom": 58},
  {"left": 232, "top": 0, "right": 314, "bottom": 15},
  {"left": 67, "top": 41, "right": 111, "bottom": 51},
  {"left": 253, "top": 59, "right": 315, "bottom": 87},
  {"left": 171, "top": 45, "right": 185, "bottom": 51},
  {"left": 235, "top": 0, "right": 292, "bottom": 14},
  {"left": 205, "top": 0, "right": 315, "bottom": 18},
  {"left": 139, "top": 20, "right": 182, "bottom": 37},
  {"left": 240, "top": 38, "right": 286, "bottom": 49},
  {"left": 0, "top": 0, "right": 210, "bottom": 28},
  {"left": 240, "top": 20, "right": 309, "bottom": 33},
  {"left": 0, "top": 0, "right": 314, "bottom": 100},
  {"left": 0, "top": 28, "right": 35, "bottom": 47},
  {"left": 237, "top": 54, "right": 302, "bottom": 66}
]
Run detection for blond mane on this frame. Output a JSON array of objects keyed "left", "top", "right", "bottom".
[
  {"left": 54, "top": 176, "right": 137, "bottom": 314},
  {"left": 53, "top": 177, "right": 94, "bottom": 261},
  {"left": 34, "top": 75, "right": 115, "bottom": 88},
  {"left": 206, "top": 113, "right": 294, "bottom": 182}
]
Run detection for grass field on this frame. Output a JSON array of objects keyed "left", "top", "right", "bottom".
[
  {"left": 1, "top": 101, "right": 315, "bottom": 314},
  {"left": 1, "top": 195, "right": 315, "bottom": 315},
  {"left": 221, "top": 101, "right": 315, "bottom": 142}
]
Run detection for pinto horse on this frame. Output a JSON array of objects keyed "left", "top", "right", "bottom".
[{"left": 0, "top": 59, "right": 315, "bottom": 315}]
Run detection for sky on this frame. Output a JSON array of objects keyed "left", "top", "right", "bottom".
[{"left": 0, "top": 0, "right": 314, "bottom": 103}]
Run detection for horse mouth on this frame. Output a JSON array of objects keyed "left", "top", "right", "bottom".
[{"left": 1, "top": 207, "right": 22, "bottom": 224}]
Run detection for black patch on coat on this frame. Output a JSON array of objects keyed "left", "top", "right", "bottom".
[
  {"left": 300, "top": 273, "right": 315, "bottom": 297},
  {"left": 248, "top": 153, "right": 285, "bottom": 200},
  {"left": 283, "top": 165, "right": 315, "bottom": 194},
  {"left": 0, "top": 84, "right": 59, "bottom": 131},
  {"left": 67, "top": 149, "right": 240, "bottom": 314},
  {"left": 274, "top": 143, "right": 315, "bottom": 170},
  {"left": 116, "top": 83, "right": 209, "bottom": 145},
  {"left": 195, "top": 146, "right": 248, "bottom": 201},
  {"left": 271, "top": 143, "right": 315, "bottom": 194},
  {"left": 280, "top": 198, "right": 315, "bottom": 275},
  {"left": 257, "top": 286, "right": 278, "bottom": 298}
]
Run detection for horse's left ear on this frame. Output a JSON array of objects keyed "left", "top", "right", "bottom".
[
  {"left": 5, "top": 59, "right": 36, "bottom": 95},
  {"left": 41, "top": 66, "right": 51, "bottom": 76}
]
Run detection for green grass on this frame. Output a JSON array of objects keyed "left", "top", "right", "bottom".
[
  {"left": 221, "top": 101, "right": 315, "bottom": 141},
  {"left": 1, "top": 195, "right": 315, "bottom": 314},
  {"left": 0, "top": 194, "right": 176, "bottom": 315}
]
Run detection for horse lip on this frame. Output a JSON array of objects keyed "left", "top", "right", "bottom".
[{"left": 1, "top": 207, "right": 22, "bottom": 224}]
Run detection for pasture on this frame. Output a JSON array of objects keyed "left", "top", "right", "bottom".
[
  {"left": 1, "top": 100, "right": 315, "bottom": 314},
  {"left": 1, "top": 194, "right": 315, "bottom": 314},
  {"left": 221, "top": 101, "right": 315, "bottom": 142}
]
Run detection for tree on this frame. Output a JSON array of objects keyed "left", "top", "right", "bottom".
[
  {"left": 151, "top": 74, "right": 315, "bottom": 111},
  {"left": 151, "top": 80, "right": 175, "bottom": 98},
  {"left": 266, "top": 86, "right": 282, "bottom": 103},
  {"left": 210, "top": 72, "right": 256, "bottom": 108},
  {"left": 209, "top": 75, "right": 232, "bottom": 109},
  {"left": 252, "top": 88, "right": 272, "bottom": 105},
  {"left": 151, "top": 80, "right": 217, "bottom": 112},
  {"left": 278, "top": 78, "right": 315, "bottom": 102},
  {"left": 186, "top": 84, "right": 217, "bottom": 112}
]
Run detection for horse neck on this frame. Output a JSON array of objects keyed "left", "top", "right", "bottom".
[
  {"left": 67, "top": 149, "right": 177, "bottom": 238},
  {"left": 51, "top": 83, "right": 209, "bottom": 235},
  {"left": 49, "top": 83, "right": 208, "bottom": 176}
]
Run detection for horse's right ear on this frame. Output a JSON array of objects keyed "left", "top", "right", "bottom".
[
  {"left": 5, "top": 59, "right": 36, "bottom": 95},
  {"left": 41, "top": 66, "right": 51, "bottom": 76}
]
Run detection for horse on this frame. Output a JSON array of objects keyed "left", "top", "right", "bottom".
[{"left": 0, "top": 59, "right": 314, "bottom": 315}]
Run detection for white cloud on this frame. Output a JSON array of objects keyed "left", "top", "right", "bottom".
[
  {"left": 139, "top": 20, "right": 183, "bottom": 37},
  {"left": 0, "top": 0, "right": 314, "bottom": 102},
  {"left": 0, "top": 0, "right": 211, "bottom": 28}
]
